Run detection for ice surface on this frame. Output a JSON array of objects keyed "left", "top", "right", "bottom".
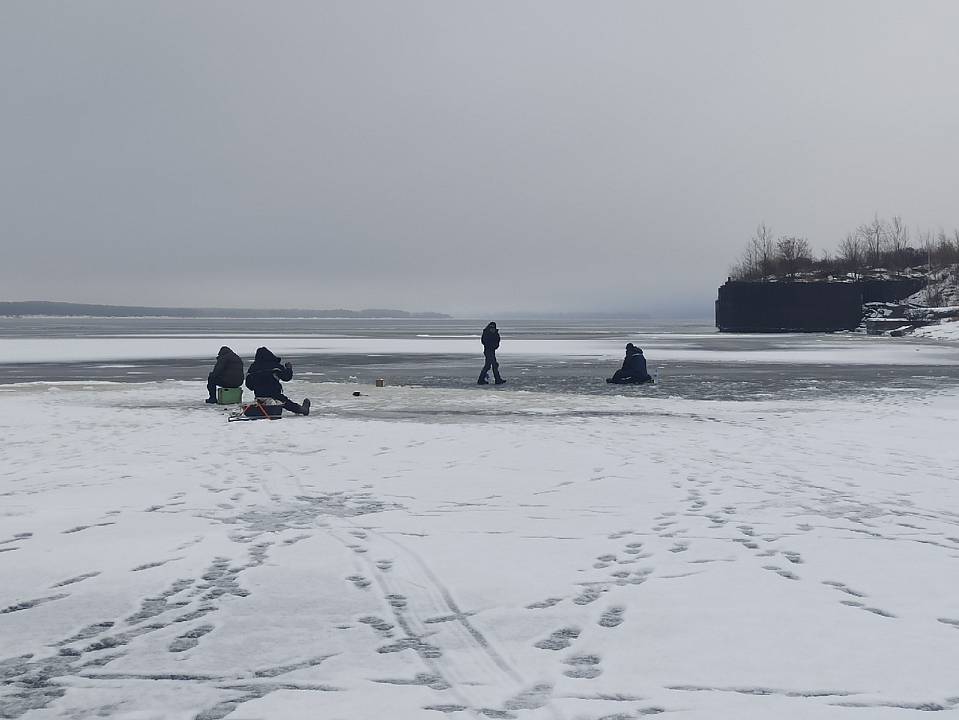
[
  {"left": 5, "top": 333, "right": 959, "bottom": 367},
  {"left": 3, "top": 380, "right": 959, "bottom": 719}
]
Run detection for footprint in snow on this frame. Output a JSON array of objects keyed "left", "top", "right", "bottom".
[
  {"left": 822, "top": 580, "right": 866, "bottom": 597},
  {"left": 526, "top": 597, "right": 562, "bottom": 610},
  {"left": 503, "top": 683, "right": 552, "bottom": 711},
  {"left": 51, "top": 571, "right": 101, "bottom": 588},
  {"left": 386, "top": 593, "right": 407, "bottom": 610},
  {"left": 839, "top": 600, "right": 896, "bottom": 618},
  {"left": 1, "top": 594, "right": 69, "bottom": 615},
  {"left": 347, "top": 575, "right": 371, "bottom": 590},
  {"left": 599, "top": 607, "right": 625, "bottom": 628},
  {"left": 762, "top": 565, "right": 799, "bottom": 580},
  {"left": 573, "top": 587, "right": 604, "bottom": 605},
  {"left": 358, "top": 615, "right": 394, "bottom": 636},
  {"left": 374, "top": 673, "right": 450, "bottom": 691},
  {"left": 168, "top": 624, "right": 214, "bottom": 652},
  {"left": 563, "top": 654, "right": 602, "bottom": 679},
  {"left": 0, "top": 532, "right": 33, "bottom": 545},
  {"left": 534, "top": 627, "right": 580, "bottom": 651}
]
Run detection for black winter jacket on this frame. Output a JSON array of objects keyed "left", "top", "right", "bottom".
[
  {"left": 210, "top": 346, "right": 244, "bottom": 388},
  {"left": 481, "top": 325, "right": 500, "bottom": 351},
  {"left": 622, "top": 347, "right": 650, "bottom": 379},
  {"left": 245, "top": 347, "right": 293, "bottom": 398}
]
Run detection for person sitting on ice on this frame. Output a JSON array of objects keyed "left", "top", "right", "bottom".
[
  {"left": 606, "top": 343, "right": 653, "bottom": 384},
  {"left": 205, "top": 346, "right": 245, "bottom": 404},
  {"left": 245, "top": 347, "right": 311, "bottom": 415}
]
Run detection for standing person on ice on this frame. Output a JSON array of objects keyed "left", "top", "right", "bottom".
[
  {"left": 606, "top": 343, "right": 653, "bottom": 384},
  {"left": 205, "top": 346, "right": 244, "bottom": 404},
  {"left": 245, "top": 347, "right": 311, "bottom": 415},
  {"left": 478, "top": 321, "right": 506, "bottom": 385}
]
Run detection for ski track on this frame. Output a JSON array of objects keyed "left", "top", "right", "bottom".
[{"left": 2, "top": 382, "right": 959, "bottom": 718}]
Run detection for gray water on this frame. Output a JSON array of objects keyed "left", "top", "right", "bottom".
[{"left": 3, "top": 316, "right": 959, "bottom": 401}]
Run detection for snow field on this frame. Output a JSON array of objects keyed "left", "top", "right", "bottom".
[{"left": 2, "top": 381, "right": 959, "bottom": 719}]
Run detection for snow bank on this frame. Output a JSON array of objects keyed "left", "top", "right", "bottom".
[
  {"left": 914, "top": 319, "right": 959, "bottom": 342},
  {"left": 3, "top": 381, "right": 959, "bottom": 718}
]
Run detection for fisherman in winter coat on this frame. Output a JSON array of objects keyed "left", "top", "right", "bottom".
[
  {"left": 205, "top": 346, "right": 245, "bottom": 403},
  {"left": 478, "top": 322, "right": 506, "bottom": 385},
  {"left": 606, "top": 343, "right": 653, "bottom": 384},
  {"left": 244, "top": 347, "right": 311, "bottom": 415}
]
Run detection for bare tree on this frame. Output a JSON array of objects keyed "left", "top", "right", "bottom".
[
  {"left": 819, "top": 248, "right": 833, "bottom": 268},
  {"left": 776, "top": 236, "right": 812, "bottom": 279},
  {"left": 730, "top": 247, "right": 758, "bottom": 280},
  {"left": 752, "top": 222, "right": 776, "bottom": 279},
  {"left": 930, "top": 228, "right": 957, "bottom": 267},
  {"left": 837, "top": 232, "right": 865, "bottom": 275},
  {"left": 731, "top": 237, "right": 760, "bottom": 280},
  {"left": 917, "top": 227, "right": 933, "bottom": 269},
  {"left": 857, "top": 214, "right": 888, "bottom": 267},
  {"left": 887, "top": 215, "right": 909, "bottom": 273},
  {"left": 941, "top": 228, "right": 959, "bottom": 264},
  {"left": 727, "top": 214, "right": 950, "bottom": 282},
  {"left": 954, "top": 229, "right": 959, "bottom": 288}
]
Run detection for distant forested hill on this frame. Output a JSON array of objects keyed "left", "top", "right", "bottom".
[{"left": 0, "top": 301, "right": 449, "bottom": 319}]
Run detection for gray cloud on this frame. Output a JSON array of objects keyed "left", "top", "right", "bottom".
[{"left": 2, "top": 1, "right": 958, "bottom": 315}]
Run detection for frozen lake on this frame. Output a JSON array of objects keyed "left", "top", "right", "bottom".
[
  {"left": 3, "top": 318, "right": 959, "bottom": 719},
  {"left": 2, "top": 316, "right": 959, "bottom": 401}
]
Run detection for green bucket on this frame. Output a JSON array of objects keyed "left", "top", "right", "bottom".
[{"left": 217, "top": 387, "right": 243, "bottom": 404}]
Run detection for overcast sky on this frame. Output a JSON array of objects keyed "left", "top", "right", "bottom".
[{"left": 2, "top": 1, "right": 958, "bottom": 315}]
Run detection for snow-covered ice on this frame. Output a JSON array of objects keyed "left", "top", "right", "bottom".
[
  {"left": 914, "top": 319, "right": 959, "bottom": 343},
  {"left": 5, "top": 332, "right": 959, "bottom": 366},
  {"left": 3, "top": 378, "right": 959, "bottom": 719}
]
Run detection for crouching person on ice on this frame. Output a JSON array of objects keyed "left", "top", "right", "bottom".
[
  {"left": 606, "top": 343, "right": 653, "bottom": 385},
  {"left": 245, "top": 347, "right": 311, "bottom": 415},
  {"left": 205, "top": 346, "right": 244, "bottom": 403}
]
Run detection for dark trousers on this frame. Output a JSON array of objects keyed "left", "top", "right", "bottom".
[
  {"left": 207, "top": 373, "right": 240, "bottom": 399},
  {"left": 269, "top": 393, "right": 307, "bottom": 415},
  {"left": 479, "top": 349, "right": 502, "bottom": 383}
]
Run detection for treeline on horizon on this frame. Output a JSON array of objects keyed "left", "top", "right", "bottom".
[
  {"left": 731, "top": 215, "right": 959, "bottom": 281},
  {"left": 0, "top": 301, "right": 449, "bottom": 319}
]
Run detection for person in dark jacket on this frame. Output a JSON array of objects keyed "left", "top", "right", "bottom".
[
  {"left": 607, "top": 343, "right": 653, "bottom": 384},
  {"left": 478, "top": 322, "right": 506, "bottom": 385},
  {"left": 244, "top": 347, "right": 311, "bottom": 415},
  {"left": 206, "top": 346, "right": 245, "bottom": 403}
]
